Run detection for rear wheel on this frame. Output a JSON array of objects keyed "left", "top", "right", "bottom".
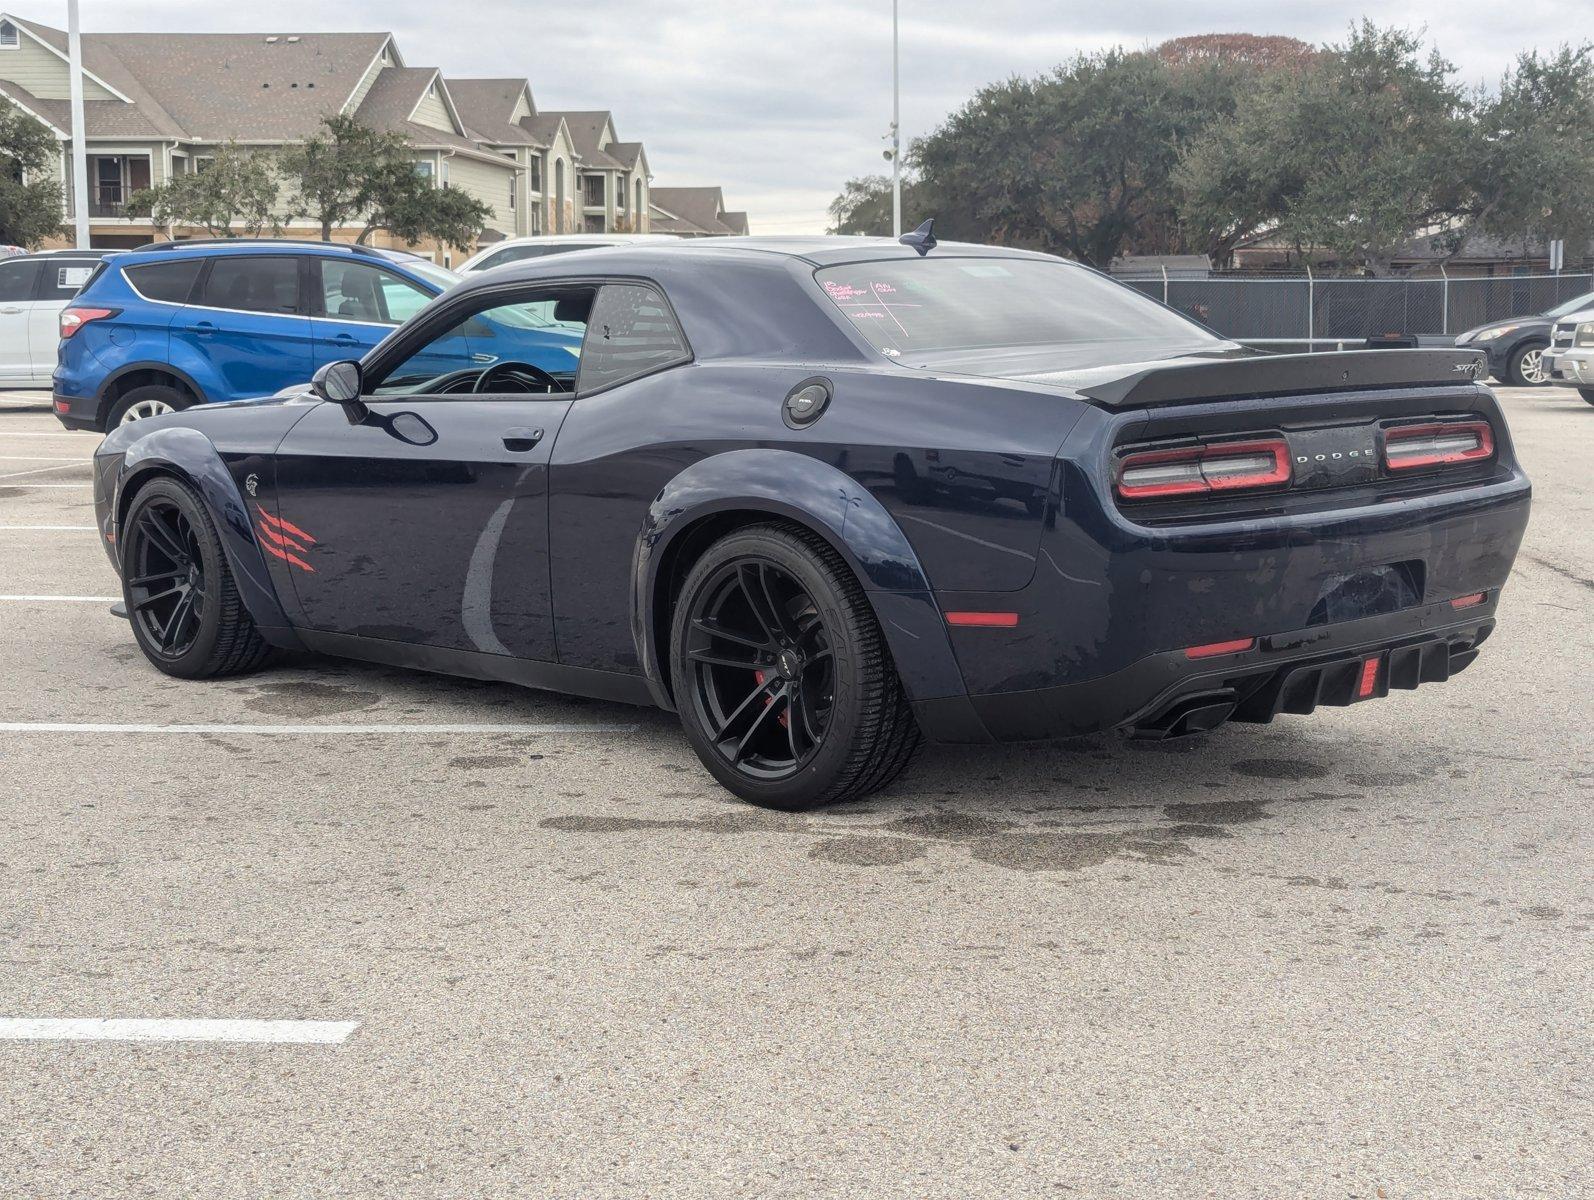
[
  {"left": 669, "top": 525, "right": 920, "bottom": 810},
  {"left": 108, "top": 383, "right": 192, "bottom": 429},
  {"left": 1581, "top": 388, "right": 1594, "bottom": 407},
  {"left": 121, "top": 476, "right": 272, "bottom": 679},
  {"left": 1505, "top": 342, "right": 1549, "bottom": 387}
]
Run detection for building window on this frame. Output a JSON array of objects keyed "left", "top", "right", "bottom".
[
  {"left": 635, "top": 179, "right": 643, "bottom": 217},
  {"left": 0, "top": 21, "right": 19, "bottom": 49},
  {"left": 584, "top": 214, "right": 605, "bottom": 233},
  {"left": 194, "top": 156, "right": 215, "bottom": 174},
  {"left": 440, "top": 159, "right": 450, "bottom": 187},
  {"left": 528, "top": 157, "right": 542, "bottom": 193},
  {"left": 583, "top": 175, "right": 604, "bottom": 208},
  {"left": 509, "top": 175, "right": 516, "bottom": 210},
  {"left": 415, "top": 160, "right": 434, "bottom": 183}
]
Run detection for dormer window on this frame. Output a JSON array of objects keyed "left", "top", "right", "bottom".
[{"left": 0, "top": 21, "right": 20, "bottom": 49}]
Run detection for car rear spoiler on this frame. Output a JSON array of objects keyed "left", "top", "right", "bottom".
[{"left": 1058, "top": 349, "right": 1491, "bottom": 408}]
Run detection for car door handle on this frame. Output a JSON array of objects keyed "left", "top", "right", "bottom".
[
  {"left": 332, "top": 332, "right": 359, "bottom": 343},
  {"left": 184, "top": 320, "right": 217, "bottom": 336},
  {"left": 502, "top": 427, "right": 544, "bottom": 452},
  {"left": 472, "top": 353, "right": 498, "bottom": 364},
  {"left": 0, "top": 306, "right": 22, "bottom": 315}
]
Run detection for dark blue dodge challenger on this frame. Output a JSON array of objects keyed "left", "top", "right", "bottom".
[{"left": 93, "top": 234, "right": 1531, "bottom": 809}]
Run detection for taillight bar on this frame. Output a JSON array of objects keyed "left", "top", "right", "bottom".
[
  {"left": 1382, "top": 420, "right": 1493, "bottom": 471},
  {"left": 60, "top": 307, "right": 119, "bottom": 339},
  {"left": 1116, "top": 437, "right": 1291, "bottom": 500}
]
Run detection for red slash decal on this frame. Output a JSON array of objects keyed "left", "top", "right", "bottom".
[{"left": 254, "top": 505, "right": 317, "bottom": 572}]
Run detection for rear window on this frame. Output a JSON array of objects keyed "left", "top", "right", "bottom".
[
  {"left": 199, "top": 256, "right": 301, "bottom": 315},
  {"left": 125, "top": 258, "right": 203, "bottom": 304},
  {"left": 815, "top": 257, "right": 1215, "bottom": 365},
  {"left": 38, "top": 259, "right": 100, "bottom": 300}
]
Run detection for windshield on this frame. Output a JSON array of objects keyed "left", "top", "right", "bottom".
[
  {"left": 815, "top": 256, "right": 1220, "bottom": 370},
  {"left": 1544, "top": 291, "right": 1594, "bottom": 319},
  {"left": 407, "top": 261, "right": 463, "bottom": 293}
]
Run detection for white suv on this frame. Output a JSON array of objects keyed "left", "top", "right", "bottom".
[
  {"left": 458, "top": 234, "right": 680, "bottom": 275},
  {"left": 1541, "top": 307, "right": 1594, "bottom": 406},
  {"left": 0, "top": 249, "right": 114, "bottom": 388}
]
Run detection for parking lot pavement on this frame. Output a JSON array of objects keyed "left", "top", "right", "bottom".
[{"left": 0, "top": 387, "right": 1588, "bottom": 1199}]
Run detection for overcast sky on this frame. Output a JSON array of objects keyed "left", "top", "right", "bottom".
[{"left": 64, "top": 1, "right": 1591, "bottom": 232}]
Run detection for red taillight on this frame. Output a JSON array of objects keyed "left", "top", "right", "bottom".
[
  {"left": 53, "top": 399, "right": 70, "bottom": 413},
  {"left": 1356, "top": 656, "right": 1380, "bottom": 698},
  {"left": 1382, "top": 421, "right": 1493, "bottom": 471},
  {"left": 1116, "top": 438, "right": 1290, "bottom": 500},
  {"left": 1185, "top": 637, "right": 1255, "bottom": 659},
  {"left": 1450, "top": 591, "right": 1487, "bottom": 609},
  {"left": 945, "top": 611, "right": 1019, "bottom": 628},
  {"left": 59, "top": 307, "right": 117, "bottom": 339}
]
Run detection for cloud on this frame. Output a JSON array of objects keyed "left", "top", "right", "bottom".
[{"left": 81, "top": 1, "right": 1592, "bottom": 233}]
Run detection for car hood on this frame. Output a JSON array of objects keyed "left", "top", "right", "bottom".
[{"left": 1456, "top": 317, "right": 1548, "bottom": 343}]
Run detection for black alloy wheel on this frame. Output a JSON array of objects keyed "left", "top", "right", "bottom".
[
  {"left": 120, "top": 476, "right": 273, "bottom": 679},
  {"left": 127, "top": 495, "right": 207, "bottom": 659},
  {"left": 684, "top": 557, "right": 836, "bottom": 780},
  {"left": 670, "top": 525, "right": 921, "bottom": 809}
]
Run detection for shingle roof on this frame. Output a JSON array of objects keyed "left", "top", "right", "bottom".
[
  {"left": 10, "top": 18, "right": 391, "bottom": 141},
  {"left": 0, "top": 79, "right": 175, "bottom": 138},
  {"left": 446, "top": 78, "right": 540, "bottom": 147},
  {"left": 649, "top": 187, "right": 748, "bottom": 236},
  {"left": 518, "top": 112, "right": 565, "bottom": 149},
  {"left": 607, "top": 140, "right": 644, "bottom": 169},
  {"left": 544, "top": 110, "right": 627, "bottom": 170}
]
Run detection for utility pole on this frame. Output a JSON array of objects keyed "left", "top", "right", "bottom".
[
  {"left": 67, "top": 0, "right": 90, "bottom": 248},
  {"left": 890, "top": 0, "right": 901, "bottom": 237}
]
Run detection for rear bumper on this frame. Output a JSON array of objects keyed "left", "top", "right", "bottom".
[
  {"left": 914, "top": 597, "right": 1497, "bottom": 743},
  {"left": 52, "top": 389, "right": 100, "bottom": 431}
]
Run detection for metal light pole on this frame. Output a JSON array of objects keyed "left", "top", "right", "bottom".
[
  {"left": 67, "top": 0, "right": 90, "bottom": 248},
  {"left": 890, "top": 0, "right": 901, "bottom": 237}
]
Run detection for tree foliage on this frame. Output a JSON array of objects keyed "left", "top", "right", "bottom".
[
  {"left": 0, "top": 106, "right": 64, "bottom": 247},
  {"left": 831, "top": 25, "right": 1594, "bottom": 275},
  {"left": 281, "top": 114, "right": 411, "bottom": 240},
  {"left": 128, "top": 142, "right": 282, "bottom": 237},
  {"left": 356, "top": 155, "right": 492, "bottom": 250}
]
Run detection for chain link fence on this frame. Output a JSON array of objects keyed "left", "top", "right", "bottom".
[{"left": 1118, "top": 272, "right": 1594, "bottom": 349}]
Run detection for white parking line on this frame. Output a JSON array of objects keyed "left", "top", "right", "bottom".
[
  {"left": 0, "top": 525, "right": 97, "bottom": 530},
  {"left": 0, "top": 482, "right": 93, "bottom": 488},
  {"left": 0, "top": 1019, "right": 359, "bottom": 1045},
  {"left": 0, "top": 594, "right": 119, "bottom": 602},
  {"left": 0, "top": 455, "right": 88, "bottom": 461},
  {"left": 0, "top": 722, "right": 641, "bottom": 734},
  {"left": 0, "top": 463, "right": 90, "bottom": 480}
]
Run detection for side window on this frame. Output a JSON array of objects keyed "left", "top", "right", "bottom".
[
  {"left": 577, "top": 283, "right": 690, "bottom": 393},
  {"left": 0, "top": 259, "right": 40, "bottom": 302},
  {"left": 317, "top": 260, "right": 431, "bottom": 325},
  {"left": 125, "top": 258, "right": 203, "bottom": 304},
  {"left": 370, "top": 288, "right": 591, "bottom": 397},
  {"left": 199, "top": 255, "right": 301, "bottom": 315},
  {"left": 37, "top": 259, "right": 100, "bottom": 301}
]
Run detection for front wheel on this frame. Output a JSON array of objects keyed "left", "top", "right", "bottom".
[
  {"left": 1505, "top": 342, "right": 1549, "bottom": 387},
  {"left": 121, "top": 476, "right": 273, "bottom": 679},
  {"left": 669, "top": 525, "right": 920, "bottom": 810}
]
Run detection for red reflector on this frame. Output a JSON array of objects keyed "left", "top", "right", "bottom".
[
  {"left": 1450, "top": 591, "right": 1486, "bottom": 609},
  {"left": 1184, "top": 637, "right": 1255, "bottom": 660},
  {"left": 945, "top": 611, "right": 1019, "bottom": 628},
  {"left": 1383, "top": 421, "right": 1494, "bottom": 470},
  {"left": 1357, "top": 656, "right": 1380, "bottom": 698},
  {"left": 53, "top": 399, "right": 70, "bottom": 413},
  {"left": 1117, "top": 437, "right": 1291, "bottom": 500}
]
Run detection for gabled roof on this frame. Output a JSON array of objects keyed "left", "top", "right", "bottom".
[
  {"left": 7, "top": 17, "right": 393, "bottom": 141},
  {"left": 518, "top": 111, "right": 567, "bottom": 150},
  {"left": 544, "top": 109, "right": 626, "bottom": 170},
  {"left": 348, "top": 66, "right": 506, "bottom": 164},
  {"left": 607, "top": 141, "right": 645, "bottom": 170},
  {"left": 649, "top": 187, "right": 748, "bottom": 236},
  {"left": 446, "top": 78, "right": 541, "bottom": 147}
]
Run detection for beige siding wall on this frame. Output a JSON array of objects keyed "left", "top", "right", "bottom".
[
  {"left": 411, "top": 82, "right": 453, "bottom": 133},
  {"left": 446, "top": 153, "right": 515, "bottom": 233},
  {"left": 0, "top": 36, "right": 116, "bottom": 100},
  {"left": 344, "top": 46, "right": 394, "bottom": 115}
]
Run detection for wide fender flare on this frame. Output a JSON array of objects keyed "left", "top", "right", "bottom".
[
  {"left": 117, "top": 426, "right": 297, "bottom": 639},
  {"left": 632, "top": 448, "right": 966, "bottom": 708}
]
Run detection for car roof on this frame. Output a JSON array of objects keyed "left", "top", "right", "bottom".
[
  {"left": 119, "top": 239, "right": 427, "bottom": 265},
  {"left": 10, "top": 248, "right": 116, "bottom": 260}
]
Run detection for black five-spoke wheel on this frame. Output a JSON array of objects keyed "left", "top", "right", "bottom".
[
  {"left": 670, "top": 524, "right": 921, "bottom": 809},
  {"left": 127, "top": 496, "right": 207, "bottom": 658},
  {"left": 120, "top": 476, "right": 273, "bottom": 680},
  {"left": 685, "top": 558, "right": 835, "bottom": 779}
]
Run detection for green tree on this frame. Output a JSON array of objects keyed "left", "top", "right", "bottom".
[
  {"left": 356, "top": 157, "right": 490, "bottom": 250},
  {"left": 1176, "top": 23, "right": 1472, "bottom": 273},
  {"left": 1451, "top": 45, "right": 1594, "bottom": 258},
  {"left": 280, "top": 114, "right": 414, "bottom": 241},
  {"left": 826, "top": 173, "right": 928, "bottom": 236},
  {"left": 0, "top": 106, "right": 64, "bottom": 247},
  {"left": 127, "top": 142, "right": 282, "bottom": 237}
]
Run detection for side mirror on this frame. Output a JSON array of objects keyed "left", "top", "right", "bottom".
[{"left": 311, "top": 359, "right": 368, "bottom": 425}]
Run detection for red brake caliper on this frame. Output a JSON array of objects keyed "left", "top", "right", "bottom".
[{"left": 753, "top": 670, "right": 788, "bottom": 727}]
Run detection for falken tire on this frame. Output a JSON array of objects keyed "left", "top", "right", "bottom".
[
  {"left": 669, "top": 523, "right": 921, "bottom": 810},
  {"left": 121, "top": 475, "right": 273, "bottom": 680}
]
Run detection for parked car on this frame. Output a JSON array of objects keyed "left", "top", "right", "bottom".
[
  {"left": 52, "top": 240, "right": 578, "bottom": 431},
  {"left": 457, "top": 233, "right": 680, "bottom": 275},
  {"left": 91, "top": 234, "right": 1529, "bottom": 810},
  {"left": 1453, "top": 289, "right": 1594, "bottom": 386},
  {"left": 1539, "top": 307, "right": 1594, "bottom": 405},
  {"left": 0, "top": 249, "right": 116, "bottom": 388}
]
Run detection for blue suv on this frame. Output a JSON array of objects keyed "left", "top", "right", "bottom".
[{"left": 52, "top": 240, "right": 579, "bottom": 431}]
